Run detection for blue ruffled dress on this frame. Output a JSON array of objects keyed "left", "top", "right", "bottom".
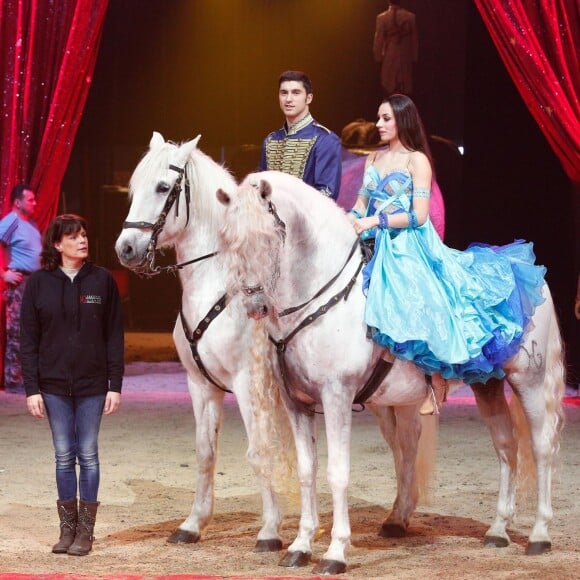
[{"left": 361, "top": 166, "right": 546, "bottom": 384}]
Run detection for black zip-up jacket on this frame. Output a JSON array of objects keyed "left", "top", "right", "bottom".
[{"left": 20, "top": 262, "right": 124, "bottom": 397}]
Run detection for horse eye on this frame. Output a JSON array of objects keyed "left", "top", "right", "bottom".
[{"left": 156, "top": 182, "right": 171, "bottom": 194}]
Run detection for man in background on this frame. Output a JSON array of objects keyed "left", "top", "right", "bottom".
[
  {"left": 260, "top": 70, "right": 342, "bottom": 200},
  {"left": 0, "top": 184, "right": 42, "bottom": 393}
]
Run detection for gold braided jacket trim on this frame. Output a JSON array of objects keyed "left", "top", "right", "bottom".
[{"left": 265, "top": 136, "right": 318, "bottom": 179}]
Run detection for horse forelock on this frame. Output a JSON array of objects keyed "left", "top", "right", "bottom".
[
  {"left": 129, "top": 141, "right": 177, "bottom": 201},
  {"left": 219, "top": 177, "right": 283, "bottom": 301}
]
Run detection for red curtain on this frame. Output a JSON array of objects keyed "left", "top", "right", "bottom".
[
  {"left": 474, "top": 0, "right": 580, "bottom": 184},
  {"left": 0, "top": 0, "right": 108, "bottom": 382},
  {"left": 0, "top": 0, "right": 109, "bottom": 229}
]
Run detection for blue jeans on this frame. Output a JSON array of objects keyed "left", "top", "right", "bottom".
[{"left": 43, "top": 393, "right": 106, "bottom": 502}]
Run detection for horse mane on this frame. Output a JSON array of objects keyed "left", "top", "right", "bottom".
[
  {"left": 242, "top": 170, "right": 354, "bottom": 244},
  {"left": 186, "top": 146, "right": 237, "bottom": 236},
  {"left": 221, "top": 170, "right": 356, "bottom": 309}
]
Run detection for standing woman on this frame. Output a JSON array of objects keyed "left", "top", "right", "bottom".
[
  {"left": 20, "top": 214, "right": 124, "bottom": 555},
  {"left": 348, "top": 94, "right": 546, "bottom": 411}
]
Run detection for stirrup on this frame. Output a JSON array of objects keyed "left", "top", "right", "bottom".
[{"left": 420, "top": 376, "right": 448, "bottom": 416}]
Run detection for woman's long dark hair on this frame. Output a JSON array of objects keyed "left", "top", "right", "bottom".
[
  {"left": 41, "top": 214, "right": 88, "bottom": 271},
  {"left": 382, "top": 93, "right": 434, "bottom": 170}
]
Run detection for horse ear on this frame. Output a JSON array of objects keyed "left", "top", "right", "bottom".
[
  {"left": 150, "top": 131, "right": 165, "bottom": 149},
  {"left": 258, "top": 180, "right": 273, "bottom": 201},
  {"left": 216, "top": 188, "right": 230, "bottom": 206},
  {"left": 174, "top": 135, "right": 201, "bottom": 167}
]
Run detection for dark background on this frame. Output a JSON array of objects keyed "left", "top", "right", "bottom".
[{"left": 61, "top": 0, "right": 578, "bottom": 380}]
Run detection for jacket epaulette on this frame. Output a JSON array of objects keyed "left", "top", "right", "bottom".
[{"left": 313, "top": 121, "right": 333, "bottom": 134}]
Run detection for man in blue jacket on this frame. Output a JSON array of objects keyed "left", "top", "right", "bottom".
[{"left": 260, "top": 70, "right": 342, "bottom": 200}]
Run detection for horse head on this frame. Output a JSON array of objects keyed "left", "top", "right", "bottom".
[
  {"left": 115, "top": 131, "right": 202, "bottom": 274},
  {"left": 217, "top": 178, "right": 286, "bottom": 320}
]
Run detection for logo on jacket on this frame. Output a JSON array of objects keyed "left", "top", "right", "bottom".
[{"left": 80, "top": 294, "right": 102, "bottom": 304}]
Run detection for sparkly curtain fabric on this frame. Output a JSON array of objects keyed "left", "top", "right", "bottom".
[
  {"left": 0, "top": 0, "right": 108, "bottom": 382},
  {"left": 474, "top": 0, "right": 580, "bottom": 184},
  {"left": 0, "top": 0, "right": 109, "bottom": 228}
]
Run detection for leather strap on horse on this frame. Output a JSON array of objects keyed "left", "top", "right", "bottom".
[
  {"left": 269, "top": 258, "right": 365, "bottom": 415},
  {"left": 180, "top": 294, "right": 232, "bottom": 394},
  {"left": 352, "top": 359, "right": 393, "bottom": 406},
  {"left": 279, "top": 238, "right": 361, "bottom": 318}
]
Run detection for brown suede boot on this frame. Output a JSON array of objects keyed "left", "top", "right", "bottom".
[
  {"left": 67, "top": 500, "right": 99, "bottom": 556},
  {"left": 52, "top": 498, "right": 78, "bottom": 554}
]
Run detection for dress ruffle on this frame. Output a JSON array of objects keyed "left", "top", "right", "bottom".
[{"left": 361, "top": 170, "right": 546, "bottom": 384}]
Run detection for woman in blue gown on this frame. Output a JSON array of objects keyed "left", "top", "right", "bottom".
[{"left": 347, "top": 94, "right": 546, "bottom": 411}]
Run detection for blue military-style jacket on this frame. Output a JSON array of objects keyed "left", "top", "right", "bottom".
[{"left": 260, "top": 113, "right": 342, "bottom": 200}]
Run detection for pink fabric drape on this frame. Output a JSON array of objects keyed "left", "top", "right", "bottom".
[
  {"left": 0, "top": 0, "right": 109, "bottom": 230},
  {"left": 474, "top": 0, "right": 580, "bottom": 184}
]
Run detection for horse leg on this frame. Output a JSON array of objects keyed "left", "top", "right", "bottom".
[
  {"left": 279, "top": 407, "right": 319, "bottom": 568},
  {"left": 510, "top": 383, "right": 554, "bottom": 554},
  {"left": 311, "top": 391, "right": 353, "bottom": 576},
  {"left": 235, "top": 385, "right": 283, "bottom": 552},
  {"left": 167, "top": 375, "right": 224, "bottom": 544},
  {"left": 507, "top": 291, "right": 565, "bottom": 554},
  {"left": 509, "top": 374, "right": 564, "bottom": 554},
  {"left": 369, "top": 405, "right": 407, "bottom": 536},
  {"left": 380, "top": 404, "right": 422, "bottom": 537},
  {"left": 471, "top": 379, "right": 516, "bottom": 548}
]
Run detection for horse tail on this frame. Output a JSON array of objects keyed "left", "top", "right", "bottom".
[
  {"left": 416, "top": 415, "right": 438, "bottom": 505},
  {"left": 513, "top": 295, "right": 566, "bottom": 501},
  {"left": 248, "top": 320, "right": 297, "bottom": 499}
]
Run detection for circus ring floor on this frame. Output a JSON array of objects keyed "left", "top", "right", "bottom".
[{"left": 1, "top": 333, "right": 579, "bottom": 580}]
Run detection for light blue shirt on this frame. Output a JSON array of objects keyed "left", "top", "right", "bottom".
[{"left": 0, "top": 211, "right": 41, "bottom": 272}]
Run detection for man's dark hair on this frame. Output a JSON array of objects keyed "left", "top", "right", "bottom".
[
  {"left": 279, "top": 70, "right": 313, "bottom": 95},
  {"left": 10, "top": 184, "right": 32, "bottom": 205}
]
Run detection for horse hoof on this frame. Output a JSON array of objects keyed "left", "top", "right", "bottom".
[
  {"left": 254, "top": 538, "right": 283, "bottom": 552},
  {"left": 279, "top": 550, "right": 311, "bottom": 567},
  {"left": 526, "top": 541, "right": 551, "bottom": 555},
  {"left": 379, "top": 522, "right": 407, "bottom": 538},
  {"left": 167, "top": 529, "right": 200, "bottom": 544},
  {"left": 483, "top": 535, "right": 509, "bottom": 548},
  {"left": 312, "top": 559, "right": 347, "bottom": 575}
]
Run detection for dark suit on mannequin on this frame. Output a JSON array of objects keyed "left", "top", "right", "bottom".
[{"left": 373, "top": 1, "right": 418, "bottom": 95}]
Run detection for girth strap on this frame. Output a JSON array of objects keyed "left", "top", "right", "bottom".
[
  {"left": 180, "top": 294, "right": 232, "bottom": 393},
  {"left": 352, "top": 358, "right": 393, "bottom": 406}
]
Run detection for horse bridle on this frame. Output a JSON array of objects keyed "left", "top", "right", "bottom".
[{"left": 121, "top": 163, "right": 217, "bottom": 276}]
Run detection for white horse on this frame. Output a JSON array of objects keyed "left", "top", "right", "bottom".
[
  {"left": 216, "top": 171, "right": 566, "bottom": 575},
  {"left": 114, "top": 133, "right": 287, "bottom": 551}
]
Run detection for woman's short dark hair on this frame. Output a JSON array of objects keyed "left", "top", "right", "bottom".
[{"left": 41, "top": 214, "right": 88, "bottom": 271}]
